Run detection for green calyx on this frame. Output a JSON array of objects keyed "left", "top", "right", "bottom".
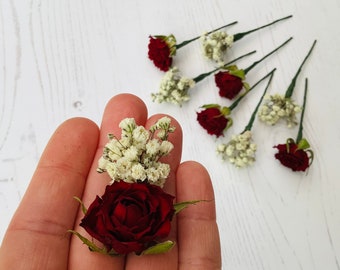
[
  {"left": 201, "top": 104, "right": 231, "bottom": 116},
  {"left": 154, "top": 34, "right": 177, "bottom": 56},
  {"left": 297, "top": 138, "right": 310, "bottom": 150}
]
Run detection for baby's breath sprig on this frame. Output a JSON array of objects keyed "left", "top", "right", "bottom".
[
  {"left": 258, "top": 40, "right": 317, "bottom": 127},
  {"left": 217, "top": 70, "right": 275, "bottom": 167},
  {"left": 97, "top": 117, "right": 175, "bottom": 187},
  {"left": 201, "top": 15, "right": 292, "bottom": 64},
  {"left": 151, "top": 50, "right": 256, "bottom": 106}
]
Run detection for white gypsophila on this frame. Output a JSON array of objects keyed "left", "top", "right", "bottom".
[
  {"left": 151, "top": 67, "right": 195, "bottom": 106},
  {"left": 217, "top": 131, "right": 257, "bottom": 168},
  {"left": 200, "top": 30, "right": 234, "bottom": 65},
  {"left": 146, "top": 163, "right": 170, "bottom": 187},
  {"left": 97, "top": 117, "right": 175, "bottom": 187},
  {"left": 258, "top": 94, "right": 302, "bottom": 127}
]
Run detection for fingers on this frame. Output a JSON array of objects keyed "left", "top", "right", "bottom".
[
  {"left": 176, "top": 161, "right": 221, "bottom": 270},
  {"left": 0, "top": 117, "right": 99, "bottom": 270},
  {"left": 69, "top": 93, "right": 149, "bottom": 269}
]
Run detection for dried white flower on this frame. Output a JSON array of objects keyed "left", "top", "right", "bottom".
[
  {"left": 200, "top": 31, "right": 234, "bottom": 65},
  {"left": 217, "top": 131, "right": 257, "bottom": 168},
  {"left": 98, "top": 117, "right": 175, "bottom": 187},
  {"left": 258, "top": 94, "right": 302, "bottom": 127},
  {"left": 151, "top": 67, "right": 195, "bottom": 106}
]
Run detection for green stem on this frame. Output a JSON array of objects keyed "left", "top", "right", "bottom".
[
  {"left": 230, "top": 68, "right": 276, "bottom": 111},
  {"left": 193, "top": 50, "right": 256, "bottom": 83},
  {"left": 233, "top": 15, "right": 292, "bottom": 42},
  {"left": 285, "top": 40, "right": 317, "bottom": 98},
  {"left": 176, "top": 21, "right": 238, "bottom": 49},
  {"left": 244, "top": 37, "right": 292, "bottom": 74},
  {"left": 296, "top": 78, "right": 308, "bottom": 143},
  {"left": 242, "top": 69, "right": 275, "bottom": 133}
]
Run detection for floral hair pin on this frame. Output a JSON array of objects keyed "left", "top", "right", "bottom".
[
  {"left": 274, "top": 78, "right": 314, "bottom": 171},
  {"left": 197, "top": 68, "right": 276, "bottom": 137},
  {"left": 258, "top": 40, "right": 317, "bottom": 127},
  {"left": 148, "top": 21, "right": 237, "bottom": 71},
  {"left": 201, "top": 15, "right": 292, "bottom": 65},
  {"left": 214, "top": 37, "right": 292, "bottom": 100},
  {"left": 151, "top": 50, "right": 256, "bottom": 106},
  {"left": 217, "top": 69, "right": 275, "bottom": 167},
  {"left": 69, "top": 117, "right": 202, "bottom": 256}
]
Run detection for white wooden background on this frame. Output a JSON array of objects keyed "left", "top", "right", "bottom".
[{"left": 1, "top": 0, "right": 339, "bottom": 269}]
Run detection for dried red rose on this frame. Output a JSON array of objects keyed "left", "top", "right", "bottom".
[
  {"left": 215, "top": 71, "right": 244, "bottom": 100},
  {"left": 274, "top": 142, "right": 310, "bottom": 171},
  {"left": 197, "top": 107, "right": 230, "bottom": 137},
  {"left": 80, "top": 181, "right": 175, "bottom": 255},
  {"left": 148, "top": 36, "right": 173, "bottom": 71}
]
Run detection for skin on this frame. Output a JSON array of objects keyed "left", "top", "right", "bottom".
[{"left": 0, "top": 94, "right": 221, "bottom": 270}]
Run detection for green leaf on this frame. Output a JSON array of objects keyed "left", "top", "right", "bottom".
[
  {"left": 174, "top": 200, "right": 205, "bottom": 214},
  {"left": 141, "top": 241, "right": 175, "bottom": 255},
  {"left": 73, "top": 196, "right": 87, "bottom": 215},
  {"left": 68, "top": 230, "right": 119, "bottom": 256},
  {"left": 228, "top": 68, "right": 245, "bottom": 80},
  {"left": 201, "top": 103, "right": 220, "bottom": 109}
]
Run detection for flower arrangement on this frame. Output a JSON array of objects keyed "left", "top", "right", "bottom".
[
  {"left": 274, "top": 78, "right": 314, "bottom": 171},
  {"left": 69, "top": 117, "right": 201, "bottom": 256},
  {"left": 148, "top": 14, "right": 317, "bottom": 174}
]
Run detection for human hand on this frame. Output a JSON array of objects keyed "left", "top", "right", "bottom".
[{"left": 0, "top": 94, "right": 221, "bottom": 270}]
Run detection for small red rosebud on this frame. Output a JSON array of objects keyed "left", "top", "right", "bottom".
[
  {"left": 197, "top": 107, "right": 230, "bottom": 137},
  {"left": 274, "top": 142, "right": 310, "bottom": 171},
  {"left": 148, "top": 36, "right": 173, "bottom": 72},
  {"left": 215, "top": 71, "right": 243, "bottom": 99}
]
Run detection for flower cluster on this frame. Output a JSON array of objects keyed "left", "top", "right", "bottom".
[
  {"left": 201, "top": 31, "right": 234, "bottom": 64},
  {"left": 217, "top": 131, "right": 257, "bottom": 167},
  {"left": 258, "top": 94, "right": 301, "bottom": 127},
  {"left": 97, "top": 117, "right": 175, "bottom": 187},
  {"left": 70, "top": 117, "right": 203, "bottom": 257},
  {"left": 148, "top": 35, "right": 176, "bottom": 71},
  {"left": 151, "top": 67, "right": 195, "bottom": 106}
]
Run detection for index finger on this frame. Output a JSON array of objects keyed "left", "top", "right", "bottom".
[{"left": 0, "top": 117, "right": 99, "bottom": 270}]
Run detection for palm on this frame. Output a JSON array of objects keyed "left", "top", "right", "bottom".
[{"left": 0, "top": 94, "right": 221, "bottom": 270}]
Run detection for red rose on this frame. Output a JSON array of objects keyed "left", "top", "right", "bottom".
[
  {"left": 80, "top": 181, "right": 175, "bottom": 255},
  {"left": 197, "top": 107, "right": 229, "bottom": 137},
  {"left": 148, "top": 36, "right": 173, "bottom": 71},
  {"left": 274, "top": 143, "right": 310, "bottom": 171},
  {"left": 215, "top": 71, "right": 243, "bottom": 99}
]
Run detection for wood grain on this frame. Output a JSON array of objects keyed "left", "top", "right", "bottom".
[{"left": 1, "top": 0, "right": 340, "bottom": 269}]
